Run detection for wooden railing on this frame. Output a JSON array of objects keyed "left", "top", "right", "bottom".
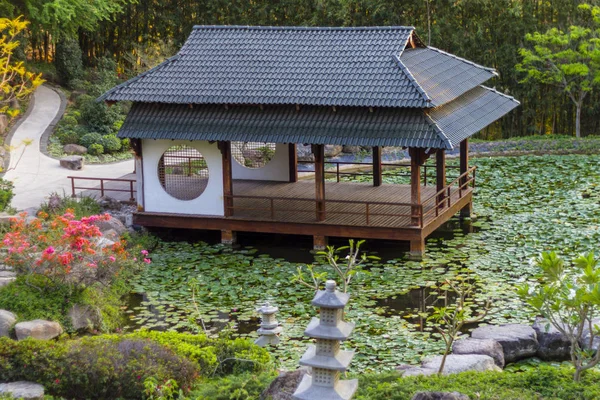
[
  {"left": 68, "top": 176, "right": 136, "bottom": 202},
  {"left": 421, "top": 166, "right": 477, "bottom": 221},
  {"left": 300, "top": 160, "right": 461, "bottom": 185}
]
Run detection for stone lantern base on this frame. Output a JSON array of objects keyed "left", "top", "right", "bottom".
[{"left": 293, "top": 374, "right": 358, "bottom": 400}]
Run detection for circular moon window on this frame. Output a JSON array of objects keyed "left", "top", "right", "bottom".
[
  {"left": 232, "top": 142, "right": 276, "bottom": 169},
  {"left": 158, "top": 145, "right": 209, "bottom": 201}
]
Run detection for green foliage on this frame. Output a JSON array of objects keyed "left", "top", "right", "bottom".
[
  {"left": 190, "top": 371, "right": 277, "bottom": 400},
  {"left": 79, "top": 97, "right": 120, "bottom": 134},
  {"left": 88, "top": 143, "right": 104, "bottom": 155},
  {"left": 0, "top": 178, "right": 14, "bottom": 212},
  {"left": 54, "top": 37, "right": 82, "bottom": 87},
  {"left": 39, "top": 192, "right": 101, "bottom": 218},
  {"left": 0, "top": 335, "right": 198, "bottom": 399},
  {"left": 80, "top": 131, "right": 105, "bottom": 148},
  {"left": 355, "top": 365, "right": 600, "bottom": 399},
  {"left": 517, "top": 251, "right": 600, "bottom": 381},
  {"left": 101, "top": 134, "right": 122, "bottom": 153}
]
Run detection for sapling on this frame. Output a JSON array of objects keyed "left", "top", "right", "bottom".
[
  {"left": 292, "top": 239, "right": 378, "bottom": 293},
  {"left": 517, "top": 251, "right": 600, "bottom": 382},
  {"left": 427, "top": 275, "right": 491, "bottom": 374}
]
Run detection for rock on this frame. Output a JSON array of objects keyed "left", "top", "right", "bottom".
[
  {"left": 0, "top": 146, "right": 6, "bottom": 157},
  {"left": 102, "top": 229, "right": 120, "bottom": 240},
  {"left": 22, "top": 207, "right": 40, "bottom": 217},
  {"left": 420, "top": 354, "right": 499, "bottom": 375},
  {"left": 452, "top": 338, "right": 505, "bottom": 368},
  {"left": 98, "top": 196, "right": 122, "bottom": 211},
  {"left": 402, "top": 367, "right": 438, "bottom": 377},
  {"left": 532, "top": 317, "right": 571, "bottom": 361},
  {"left": 96, "top": 237, "right": 116, "bottom": 249},
  {"left": 0, "top": 381, "right": 45, "bottom": 400},
  {"left": 471, "top": 324, "right": 538, "bottom": 364},
  {"left": 15, "top": 320, "right": 63, "bottom": 340},
  {"left": 0, "top": 270, "right": 16, "bottom": 288},
  {"left": 260, "top": 369, "right": 308, "bottom": 400},
  {"left": 0, "top": 309, "right": 17, "bottom": 337},
  {"left": 0, "top": 213, "right": 14, "bottom": 225},
  {"left": 0, "top": 115, "right": 7, "bottom": 134},
  {"left": 296, "top": 145, "right": 314, "bottom": 162},
  {"left": 324, "top": 145, "right": 343, "bottom": 158},
  {"left": 63, "top": 144, "right": 88, "bottom": 155},
  {"left": 68, "top": 305, "right": 100, "bottom": 331},
  {"left": 342, "top": 145, "right": 361, "bottom": 154},
  {"left": 412, "top": 392, "right": 470, "bottom": 400},
  {"left": 94, "top": 215, "right": 127, "bottom": 236},
  {"left": 579, "top": 317, "right": 600, "bottom": 352},
  {"left": 59, "top": 155, "right": 84, "bottom": 170}
]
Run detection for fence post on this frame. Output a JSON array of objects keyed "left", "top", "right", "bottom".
[
  {"left": 129, "top": 180, "right": 135, "bottom": 202},
  {"left": 70, "top": 178, "right": 76, "bottom": 198},
  {"left": 100, "top": 180, "right": 105, "bottom": 197},
  {"left": 337, "top": 163, "right": 340, "bottom": 183}
]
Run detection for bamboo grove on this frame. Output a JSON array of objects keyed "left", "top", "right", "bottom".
[{"left": 2, "top": 0, "right": 600, "bottom": 138}]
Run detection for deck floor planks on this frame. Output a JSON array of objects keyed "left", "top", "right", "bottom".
[{"left": 231, "top": 180, "right": 471, "bottom": 229}]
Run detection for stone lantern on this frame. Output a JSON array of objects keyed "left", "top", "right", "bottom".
[
  {"left": 255, "top": 301, "right": 282, "bottom": 346},
  {"left": 293, "top": 280, "right": 357, "bottom": 400}
]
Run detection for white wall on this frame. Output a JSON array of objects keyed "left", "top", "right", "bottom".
[
  {"left": 232, "top": 143, "right": 290, "bottom": 181},
  {"left": 142, "top": 139, "right": 224, "bottom": 216}
]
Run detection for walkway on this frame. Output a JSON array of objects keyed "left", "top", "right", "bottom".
[{"left": 3, "top": 85, "right": 134, "bottom": 210}]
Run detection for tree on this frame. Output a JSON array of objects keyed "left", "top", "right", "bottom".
[
  {"left": 517, "top": 4, "right": 600, "bottom": 138},
  {"left": 0, "top": 17, "right": 44, "bottom": 117},
  {"left": 517, "top": 251, "right": 600, "bottom": 382}
]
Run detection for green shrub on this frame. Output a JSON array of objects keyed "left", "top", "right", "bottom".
[
  {"left": 61, "top": 114, "right": 79, "bottom": 128},
  {"left": 191, "top": 372, "right": 277, "bottom": 400},
  {"left": 80, "top": 132, "right": 104, "bottom": 148},
  {"left": 55, "top": 126, "right": 85, "bottom": 146},
  {"left": 0, "top": 179, "right": 14, "bottom": 212},
  {"left": 0, "top": 336, "right": 198, "bottom": 399},
  {"left": 79, "top": 95, "right": 120, "bottom": 134},
  {"left": 101, "top": 134, "right": 122, "bottom": 153},
  {"left": 54, "top": 38, "right": 83, "bottom": 88},
  {"left": 39, "top": 193, "right": 102, "bottom": 218},
  {"left": 88, "top": 143, "right": 104, "bottom": 155},
  {"left": 355, "top": 365, "right": 600, "bottom": 399},
  {"left": 124, "top": 331, "right": 272, "bottom": 377}
]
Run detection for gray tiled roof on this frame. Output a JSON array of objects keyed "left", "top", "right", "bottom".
[
  {"left": 99, "top": 26, "right": 430, "bottom": 108},
  {"left": 118, "top": 86, "right": 519, "bottom": 149},
  {"left": 400, "top": 47, "right": 498, "bottom": 107}
]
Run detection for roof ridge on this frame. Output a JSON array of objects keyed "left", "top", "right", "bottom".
[
  {"left": 427, "top": 47, "right": 498, "bottom": 75},
  {"left": 97, "top": 55, "right": 181, "bottom": 102},
  {"left": 191, "top": 25, "right": 415, "bottom": 31},
  {"left": 480, "top": 85, "right": 521, "bottom": 104},
  {"left": 423, "top": 112, "right": 453, "bottom": 150},
  {"left": 393, "top": 55, "right": 432, "bottom": 104}
]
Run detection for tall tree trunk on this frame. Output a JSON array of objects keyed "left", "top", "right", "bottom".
[{"left": 575, "top": 102, "right": 581, "bottom": 138}]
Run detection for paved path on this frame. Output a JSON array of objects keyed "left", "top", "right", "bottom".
[{"left": 4, "top": 85, "right": 134, "bottom": 210}]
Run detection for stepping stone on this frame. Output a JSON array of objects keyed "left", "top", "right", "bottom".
[
  {"left": 452, "top": 338, "right": 505, "bottom": 367},
  {"left": 0, "top": 381, "right": 44, "bottom": 400},
  {"left": 471, "top": 324, "right": 538, "bottom": 364}
]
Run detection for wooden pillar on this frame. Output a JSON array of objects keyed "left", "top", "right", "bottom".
[
  {"left": 218, "top": 141, "right": 233, "bottom": 217},
  {"left": 312, "top": 144, "right": 326, "bottom": 221},
  {"left": 436, "top": 149, "right": 446, "bottom": 208},
  {"left": 288, "top": 143, "right": 298, "bottom": 183},
  {"left": 221, "top": 230, "right": 237, "bottom": 245},
  {"left": 409, "top": 148, "right": 425, "bottom": 226},
  {"left": 313, "top": 235, "right": 328, "bottom": 250},
  {"left": 459, "top": 139, "right": 471, "bottom": 218},
  {"left": 409, "top": 237, "right": 425, "bottom": 260},
  {"left": 131, "top": 139, "right": 144, "bottom": 211},
  {"left": 373, "top": 146, "right": 382, "bottom": 187}
]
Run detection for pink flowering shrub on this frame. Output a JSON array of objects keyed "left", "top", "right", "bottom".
[{"left": 1, "top": 210, "right": 147, "bottom": 290}]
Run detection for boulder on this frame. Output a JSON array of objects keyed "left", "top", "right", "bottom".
[
  {"left": 412, "top": 392, "right": 470, "bottom": 400},
  {"left": 324, "top": 145, "right": 343, "bottom": 158},
  {"left": 532, "top": 317, "right": 571, "bottom": 361},
  {"left": 15, "top": 320, "right": 63, "bottom": 340},
  {"left": 0, "top": 213, "right": 14, "bottom": 225},
  {"left": 0, "top": 381, "right": 44, "bottom": 400},
  {"left": 96, "top": 237, "right": 116, "bottom": 249},
  {"left": 420, "top": 354, "right": 499, "bottom": 375},
  {"left": 471, "top": 324, "right": 538, "bottom": 364},
  {"left": 0, "top": 270, "right": 16, "bottom": 288},
  {"left": 98, "top": 196, "right": 122, "bottom": 211},
  {"left": 68, "top": 305, "right": 100, "bottom": 331},
  {"left": 452, "top": 338, "right": 505, "bottom": 368},
  {"left": 260, "top": 368, "right": 308, "bottom": 400},
  {"left": 94, "top": 216, "right": 127, "bottom": 236},
  {"left": 63, "top": 144, "right": 88, "bottom": 155},
  {"left": 342, "top": 145, "right": 361, "bottom": 154},
  {"left": 402, "top": 367, "right": 438, "bottom": 377},
  {"left": 297, "top": 145, "right": 314, "bottom": 162},
  {"left": 0, "top": 309, "right": 17, "bottom": 337},
  {"left": 59, "top": 155, "right": 84, "bottom": 170}
]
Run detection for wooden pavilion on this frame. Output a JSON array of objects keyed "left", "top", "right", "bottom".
[{"left": 100, "top": 26, "right": 519, "bottom": 256}]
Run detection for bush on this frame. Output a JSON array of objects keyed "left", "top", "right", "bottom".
[
  {"left": 88, "top": 143, "right": 104, "bottom": 155},
  {"left": 39, "top": 193, "right": 101, "bottom": 218},
  {"left": 101, "top": 134, "right": 122, "bottom": 153},
  {"left": 0, "top": 335, "right": 198, "bottom": 399},
  {"left": 55, "top": 125, "right": 85, "bottom": 146},
  {"left": 79, "top": 95, "right": 120, "bottom": 134},
  {"left": 0, "top": 179, "right": 14, "bottom": 212},
  {"left": 54, "top": 38, "right": 83, "bottom": 88},
  {"left": 80, "top": 132, "right": 104, "bottom": 148},
  {"left": 355, "top": 365, "right": 600, "bottom": 399},
  {"left": 191, "top": 372, "right": 277, "bottom": 400}
]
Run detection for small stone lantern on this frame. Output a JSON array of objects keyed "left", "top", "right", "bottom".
[
  {"left": 255, "top": 301, "right": 282, "bottom": 346},
  {"left": 293, "top": 280, "right": 357, "bottom": 400}
]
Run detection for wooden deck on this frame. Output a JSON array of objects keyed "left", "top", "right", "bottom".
[{"left": 230, "top": 180, "right": 471, "bottom": 230}]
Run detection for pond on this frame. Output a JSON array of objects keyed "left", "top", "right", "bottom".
[{"left": 126, "top": 154, "right": 600, "bottom": 372}]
